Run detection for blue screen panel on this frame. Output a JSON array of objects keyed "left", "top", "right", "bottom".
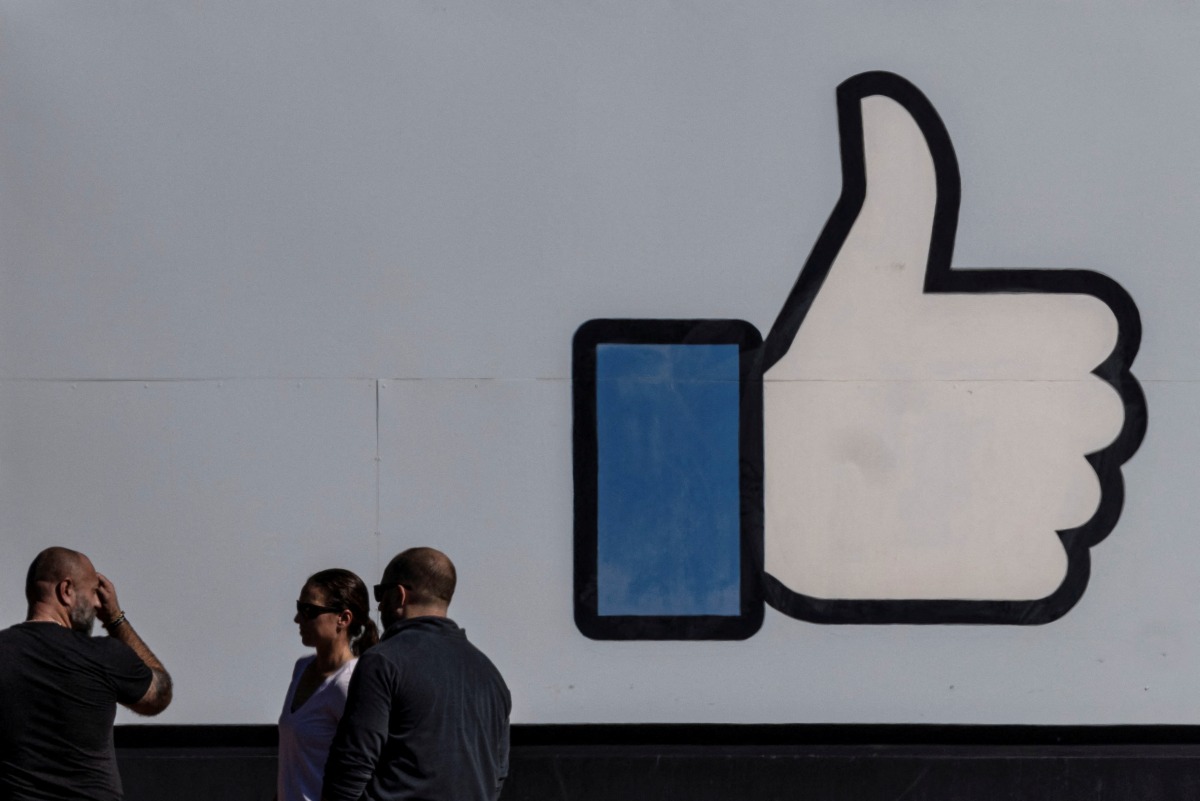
[{"left": 595, "top": 343, "right": 741, "bottom": 616}]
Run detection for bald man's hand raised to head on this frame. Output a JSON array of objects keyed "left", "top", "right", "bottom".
[
  {"left": 95, "top": 574, "right": 123, "bottom": 627},
  {"left": 95, "top": 571, "right": 173, "bottom": 716}
]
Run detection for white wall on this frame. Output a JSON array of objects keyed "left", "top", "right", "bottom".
[{"left": 0, "top": 1, "right": 1193, "bottom": 724}]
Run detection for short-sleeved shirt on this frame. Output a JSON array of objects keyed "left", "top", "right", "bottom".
[
  {"left": 277, "top": 654, "right": 357, "bottom": 801},
  {"left": 0, "top": 622, "right": 152, "bottom": 801}
]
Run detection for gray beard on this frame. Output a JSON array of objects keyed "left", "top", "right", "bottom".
[{"left": 69, "top": 602, "right": 96, "bottom": 636}]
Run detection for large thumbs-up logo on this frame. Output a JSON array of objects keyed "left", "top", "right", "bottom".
[
  {"left": 759, "top": 71, "right": 1145, "bottom": 624},
  {"left": 573, "top": 72, "right": 1146, "bottom": 638}
]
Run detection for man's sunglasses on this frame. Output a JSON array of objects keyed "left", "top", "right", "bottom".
[
  {"left": 295, "top": 601, "right": 342, "bottom": 620},
  {"left": 372, "top": 582, "right": 397, "bottom": 603}
]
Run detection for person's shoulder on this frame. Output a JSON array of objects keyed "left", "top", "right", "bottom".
[
  {"left": 358, "top": 642, "right": 395, "bottom": 665},
  {"left": 287, "top": 653, "right": 315, "bottom": 682},
  {"left": 90, "top": 631, "right": 141, "bottom": 659},
  {"left": 0, "top": 626, "right": 40, "bottom": 673},
  {"left": 0, "top": 622, "right": 74, "bottom": 652},
  {"left": 0, "top": 624, "right": 22, "bottom": 650},
  {"left": 379, "top": 617, "right": 460, "bottom": 653},
  {"left": 470, "top": 643, "right": 507, "bottom": 678},
  {"left": 69, "top": 631, "right": 149, "bottom": 676},
  {"left": 332, "top": 656, "right": 358, "bottom": 690},
  {"left": 458, "top": 635, "right": 509, "bottom": 690},
  {"left": 2, "top": 621, "right": 60, "bottom": 637},
  {"left": 0, "top": 624, "right": 138, "bottom": 666},
  {"left": 348, "top": 646, "right": 401, "bottom": 687},
  {"left": 409, "top": 616, "right": 466, "bottom": 640},
  {"left": 428, "top": 621, "right": 504, "bottom": 674}
]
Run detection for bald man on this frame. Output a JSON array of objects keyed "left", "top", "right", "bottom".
[
  {"left": 322, "top": 547, "right": 510, "bottom": 801},
  {"left": 0, "top": 547, "right": 173, "bottom": 800}
]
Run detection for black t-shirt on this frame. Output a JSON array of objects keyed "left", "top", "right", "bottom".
[{"left": 0, "top": 622, "right": 152, "bottom": 801}]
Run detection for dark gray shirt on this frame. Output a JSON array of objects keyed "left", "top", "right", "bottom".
[{"left": 322, "top": 616, "right": 510, "bottom": 801}]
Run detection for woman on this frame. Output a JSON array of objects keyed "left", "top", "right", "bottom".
[{"left": 277, "top": 568, "right": 379, "bottom": 801}]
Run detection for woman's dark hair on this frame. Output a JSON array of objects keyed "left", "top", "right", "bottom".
[{"left": 305, "top": 568, "right": 379, "bottom": 656}]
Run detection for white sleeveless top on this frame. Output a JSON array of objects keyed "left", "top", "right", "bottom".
[{"left": 277, "top": 655, "right": 358, "bottom": 801}]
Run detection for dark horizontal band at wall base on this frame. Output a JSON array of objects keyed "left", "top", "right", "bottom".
[
  {"left": 114, "top": 723, "right": 1200, "bottom": 748},
  {"left": 115, "top": 724, "right": 1200, "bottom": 801}
]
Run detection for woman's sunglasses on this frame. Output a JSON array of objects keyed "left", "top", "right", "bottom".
[{"left": 296, "top": 601, "right": 342, "bottom": 620}]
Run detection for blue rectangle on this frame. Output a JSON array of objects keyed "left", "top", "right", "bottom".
[{"left": 595, "top": 343, "right": 741, "bottom": 617}]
